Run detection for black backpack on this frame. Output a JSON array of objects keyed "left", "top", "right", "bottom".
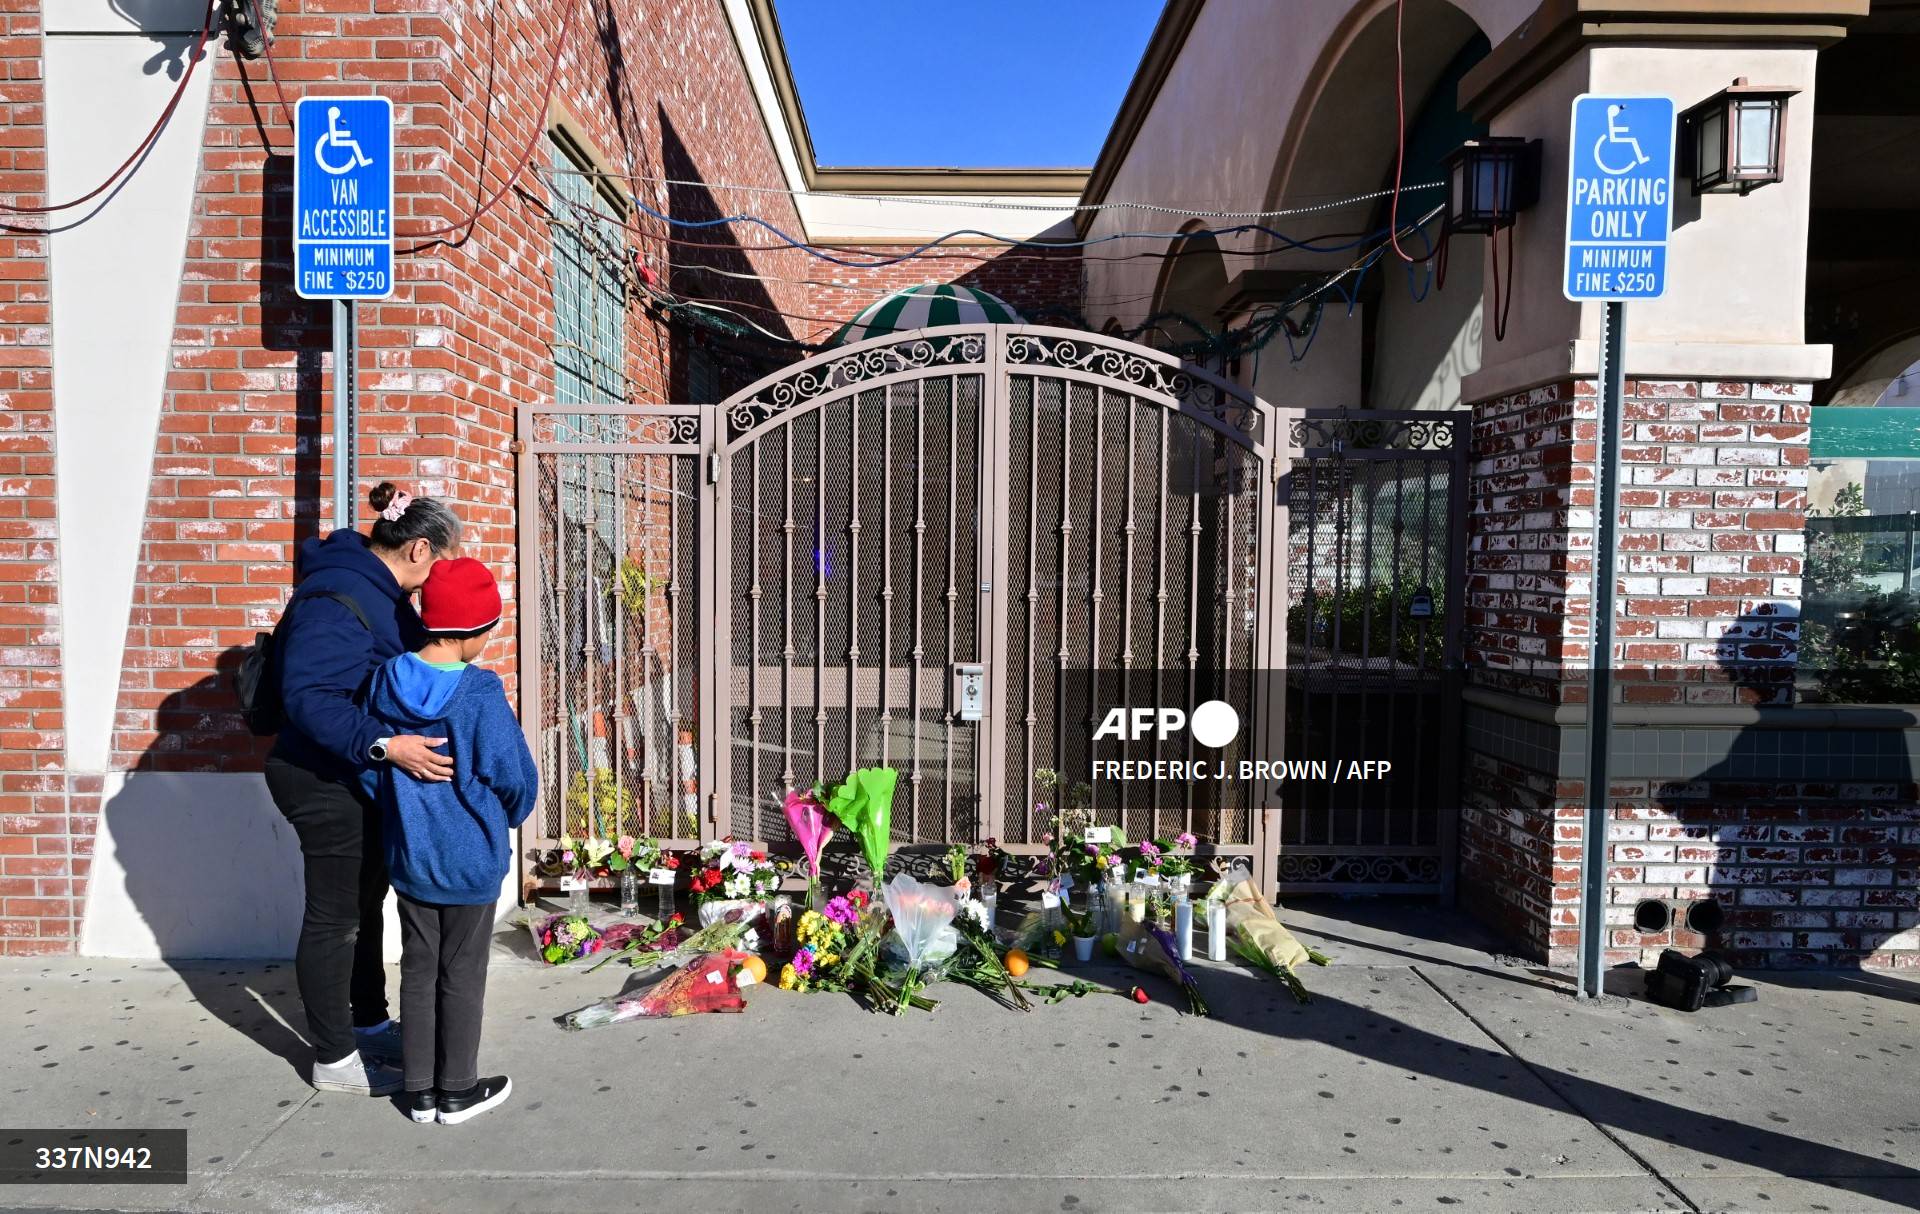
[{"left": 236, "top": 589, "right": 372, "bottom": 736}]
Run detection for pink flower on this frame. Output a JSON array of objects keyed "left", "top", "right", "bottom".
[
  {"left": 617, "top": 835, "right": 636, "bottom": 859},
  {"left": 1174, "top": 832, "right": 1197, "bottom": 850},
  {"left": 561, "top": 849, "right": 576, "bottom": 865},
  {"left": 792, "top": 947, "right": 815, "bottom": 976}
]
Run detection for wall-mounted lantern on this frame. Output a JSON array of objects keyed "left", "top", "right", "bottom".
[
  {"left": 1679, "top": 78, "right": 1797, "bottom": 195},
  {"left": 1440, "top": 137, "right": 1541, "bottom": 234}
]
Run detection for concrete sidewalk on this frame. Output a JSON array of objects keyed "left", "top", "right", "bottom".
[{"left": 3, "top": 901, "right": 1917, "bottom": 1213}]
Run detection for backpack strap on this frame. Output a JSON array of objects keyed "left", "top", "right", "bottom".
[{"left": 301, "top": 588, "right": 373, "bottom": 633}]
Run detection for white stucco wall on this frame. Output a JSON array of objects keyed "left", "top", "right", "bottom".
[
  {"left": 46, "top": 4, "right": 211, "bottom": 774},
  {"left": 78, "top": 772, "right": 520, "bottom": 961}
]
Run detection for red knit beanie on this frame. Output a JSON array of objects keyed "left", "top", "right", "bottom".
[{"left": 419, "top": 557, "right": 502, "bottom": 634}]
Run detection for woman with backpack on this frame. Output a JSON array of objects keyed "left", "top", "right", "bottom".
[{"left": 263, "top": 482, "right": 462, "bottom": 1096}]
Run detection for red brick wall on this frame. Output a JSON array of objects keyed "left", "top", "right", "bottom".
[
  {"left": 1458, "top": 376, "right": 1920, "bottom": 970},
  {"left": 806, "top": 246, "right": 1083, "bottom": 342},
  {"left": 3, "top": 0, "right": 1080, "bottom": 956},
  {"left": 0, "top": 0, "right": 72, "bottom": 956}
]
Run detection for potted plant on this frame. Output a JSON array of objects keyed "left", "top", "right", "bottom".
[
  {"left": 1066, "top": 906, "right": 1098, "bottom": 962},
  {"left": 1155, "top": 831, "right": 1201, "bottom": 893}
]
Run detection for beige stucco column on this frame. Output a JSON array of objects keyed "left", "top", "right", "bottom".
[{"left": 1444, "top": 3, "right": 1874, "bottom": 966}]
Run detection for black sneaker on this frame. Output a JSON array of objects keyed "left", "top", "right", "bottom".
[
  {"left": 437, "top": 1076, "right": 511, "bottom": 1125},
  {"left": 406, "top": 1090, "right": 438, "bottom": 1124}
]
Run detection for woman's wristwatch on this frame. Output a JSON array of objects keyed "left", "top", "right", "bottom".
[{"left": 368, "top": 737, "right": 393, "bottom": 762}]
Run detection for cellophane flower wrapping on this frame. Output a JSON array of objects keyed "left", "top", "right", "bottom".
[
  {"left": 1207, "top": 868, "right": 1330, "bottom": 1001},
  {"left": 524, "top": 914, "right": 603, "bottom": 965},
  {"left": 881, "top": 872, "right": 958, "bottom": 971},
  {"left": 556, "top": 950, "right": 750, "bottom": 1031},
  {"left": 1115, "top": 914, "right": 1209, "bottom": 1015}
]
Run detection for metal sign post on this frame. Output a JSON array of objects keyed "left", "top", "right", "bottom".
[
  {"left": 1563, "top": 94, "right": 1676, "bottom": 999},
  {"left": 294, "top": 95, "right": 394, "bottom": 530},
  {"left": 330, "top": 300, "right": 357, "bottom": 530}
]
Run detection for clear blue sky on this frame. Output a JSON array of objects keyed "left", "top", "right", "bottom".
[{"left": 774, "top": 0, "right": 1164, "bottom": 168}]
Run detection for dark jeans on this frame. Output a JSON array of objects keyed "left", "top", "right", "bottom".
[
  {"left": 395, "top": 895, "right": 493, "bottom": 1093},
  {"left": 264, "top": 756, "right": 391, "bottom": 1065}
]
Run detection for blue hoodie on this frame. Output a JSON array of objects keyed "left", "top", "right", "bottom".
[
  {"left": 272, "top": 529, "right": 427, "bottom": 780},
  {"left": 359, "top": 654, "right": 538, "bottom": 905}
]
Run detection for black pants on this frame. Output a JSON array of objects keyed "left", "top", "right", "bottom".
[
  {"left": 264, "top": 756, "right": 392, "bottom": 1065},
  {"left": 395, "top": 895, "right": 493, "bottom": 1093}
]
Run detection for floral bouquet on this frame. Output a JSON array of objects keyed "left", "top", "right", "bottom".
[
  {"left": 777, "top": 892, "right": 868, "bottom": 993},
  {"left": 822, "top": 766, "right": 897, "bottom": 889},
  {"left": 688, "top": 840, "right": 779, "bottom": 907},
  {"left": 556, "top": 949, "right": 752, "bottom": 1030},
  {"left": 607, "top": 833, "right": 665, "bottom": 875},
  {"left": 526, "top": 913, "right": 604, "bottom": 966},
  {"left": 783, "top": 788, "right": 835, "bottom": 907},
  {"left": 597, "top": 903, "right": 759, "bottom": 973},
  {"left": 974, "top": 837, "right": 1004, "bottom": 886},
  {"left": 878, "top": 872, "right": 958, "bottom": 1016},
  {"left": 1115, "top": 913, "right": 1210, "bottom": 1016},
  {"left": 1207, "top": 868, "right": 1331, "bottom": 1003}
]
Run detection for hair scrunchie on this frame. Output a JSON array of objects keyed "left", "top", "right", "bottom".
[{"left": 379, "top": 491, "right": 413, "bottom": 522}]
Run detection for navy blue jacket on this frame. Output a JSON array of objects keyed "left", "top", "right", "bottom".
[
  {"left": 271, "top": 530, "right": 426, "bottom": 781},
  {"left": 359, "top": 655, "right": 538, "bottom": 905}
]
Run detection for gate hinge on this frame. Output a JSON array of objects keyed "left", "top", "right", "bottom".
[
  {"left": 509, "top": 439, "right": 525, "bottom": 455},
  {"left": 707, "top": 453, "right": 720, "bottom": 483},
  {"left": 707, "top": 792, "right": 718, "bottom": 826}
]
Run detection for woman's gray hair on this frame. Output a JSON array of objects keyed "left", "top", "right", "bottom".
[{"left": 367, "top": 481, "right": 460, "bottom": 553}]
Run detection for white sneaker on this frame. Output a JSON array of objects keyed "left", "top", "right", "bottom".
[{"left": 311, "top": 1049, "right": 403, "bottom": 1097}]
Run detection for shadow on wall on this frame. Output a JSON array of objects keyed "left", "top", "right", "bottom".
[{"left": 1651, "top": 613, "right": 1919, "bottom": 969}]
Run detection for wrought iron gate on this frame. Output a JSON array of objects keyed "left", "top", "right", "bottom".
[{"left": 519, "top": 326, "right": 1466, "bottom": 897}]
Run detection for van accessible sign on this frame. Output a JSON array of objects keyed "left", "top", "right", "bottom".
[
  {"left": 294, "top": 96, "right": 393, "bottom": 301},
  {"left": 1563, "top": 95, "right": 1675, "bottom": 301}
]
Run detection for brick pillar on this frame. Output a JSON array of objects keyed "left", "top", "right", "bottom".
[
  {"left": 0, "top": 1, "right": 70, "bottom": 955},
  {"left": 1460, "top": 378, "right": 1816, "bottom": 965}
]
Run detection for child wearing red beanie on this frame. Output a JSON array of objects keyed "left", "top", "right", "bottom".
[{"left": 359, "top": 557, "right": 535, "bottom": 1125}]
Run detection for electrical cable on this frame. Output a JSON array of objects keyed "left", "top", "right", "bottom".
[
  {"left": 402, "top": 2, "right": 574, "bottom": 241},
  {"left": 0, "top": 0, "right": 216, "bottom": 215},
  {"left": 247, "top": 0, "right": 576, "bottom": 242},
  {"left": 1387, "top": 0, "right": 1418, "bottom": 264},
  {"left": 542, "top": 164, "right": 1445, "bottom": 219}
]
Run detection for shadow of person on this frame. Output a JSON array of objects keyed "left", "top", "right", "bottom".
[
  {"left": 1192, "top": 961, "right": 1920, "bottom": 1206},
  {"left": 92, "top": 652, "right": 316, "bottom": 1082},
  {"left": 1650, "top": 609, "right": 1918, "bottom": 975}
]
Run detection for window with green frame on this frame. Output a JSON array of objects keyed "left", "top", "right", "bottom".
[{"left": 550, "top": 131, "right": 629, "bottom": 407}]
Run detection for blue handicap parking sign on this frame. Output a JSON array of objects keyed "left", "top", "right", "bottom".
[
  {"left": 1563, "top": 95, "right": 1675, "bottom": 301},
  {"left": 294, "top": 96, "right": 393, "bottom": 301}
]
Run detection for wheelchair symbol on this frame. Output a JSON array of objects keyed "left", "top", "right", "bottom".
[
  {"left": 1593, "top": 104, "right": 1650, "bottom": 176},
  {"left": 314, "top": 106, "right": 375, "bottom": 175}
]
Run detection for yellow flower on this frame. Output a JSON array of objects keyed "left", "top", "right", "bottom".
[
  {"left": 820, "top": 953, "right": 839, "bottom": 967},
  {"left": 778, "top": 964, "right": 797, "bottom": 990},
  {"left": 1052, "top": 930, "right": 1066, "bottom": 947}
]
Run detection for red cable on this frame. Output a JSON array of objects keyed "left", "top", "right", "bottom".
[
  {"left": 1386, "top": 0, "right": 1416, "bottom": 263},
  {"left": 246, "top": 0, "right": 298, "bottom": 137},
  {"left": 0, "top": 0, "right": 216, "bottom": 214},
  {"left": 249, "top": 0, "right": 575, "bottom": 242}
]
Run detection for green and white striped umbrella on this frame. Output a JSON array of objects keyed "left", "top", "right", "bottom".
[{"left": 826, "top": 282, "right": 1024, "bottom": 347}]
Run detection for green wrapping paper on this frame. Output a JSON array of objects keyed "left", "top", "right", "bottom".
[{"left": 824, "top": 767, "right": 897, "bottom": 884}]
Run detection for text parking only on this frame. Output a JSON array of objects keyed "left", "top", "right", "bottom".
[
  {"left": 1563, "top": 94, "right": 1675, "bottom": 301},
  {"left": 294, "top": 95, "right": 393, "bottom": 300}
]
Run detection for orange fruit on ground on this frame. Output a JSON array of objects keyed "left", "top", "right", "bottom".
[
  {"left": 739, "top": 955, "right": 768, "bottom": 984},
  {"left": 1004, "top": 948, "right": 1030, "bottom": 977}
]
